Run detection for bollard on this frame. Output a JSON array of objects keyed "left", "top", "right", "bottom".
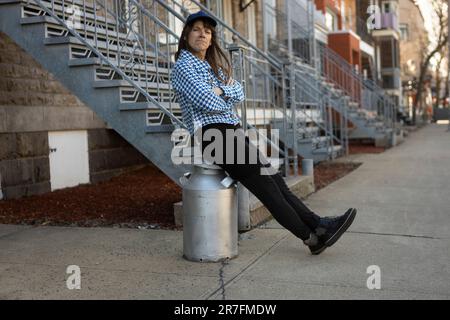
[
  {"left": 237, "top": 183, "right": 251, "bottom": 231},
  {"left": 180, "top": 163, "right": 238, "bottom": 262},
  {"left": 302, "top": 159, "right": 314, "bottom": 176}
]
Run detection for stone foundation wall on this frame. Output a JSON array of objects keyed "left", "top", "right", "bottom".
[{"left": 0, "top": 32, "right": 150, "bottom": 199}]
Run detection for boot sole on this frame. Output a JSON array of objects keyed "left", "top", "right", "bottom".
[{"left": 310, "top": 208, "right": 357, "bottom": 255}]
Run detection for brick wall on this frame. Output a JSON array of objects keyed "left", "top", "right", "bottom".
[{"left": 0, "top": 32, "right": 150, "bottom": 199}]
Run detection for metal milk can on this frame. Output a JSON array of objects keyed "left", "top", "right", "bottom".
[{"left": 180, "top": 163, "right": 238, "bottom": 262}]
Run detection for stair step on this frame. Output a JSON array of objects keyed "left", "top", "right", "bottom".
[
  {"left": 93, "top": 79, "right": 170, "bottom": 90},
  {"left": 21, "top": 16, "right": 137, "bottom": 44},
  {"left": 21, "top": 0, "right": 97, "bottom": 16},
  {"left": 95, "top": 67, "right": 170, "bottom": 84},
  {"left": 297, "top": 135, "right": 329, "bottom": 145},
  {"left": 313, "top": 145, "right": 342, "bottom": 154},
  {"left": 0, "top": 0, "right": 22, "bottom": 4},
  {"left": 68, "top": 57, "right": 171, "bottom": 74},
  {"left": 145, "top": 124, "right": 176, "bottom": 133},
  {"left": 120, "top": 102, "right": 180, "bottom": 111},
  {"left": 120, "top": 87, "right": 174, "bottom": 104},
  {"left": 68, "top": 43, "right": 163, "bottom": 66},
  {"left": 45, "top": 36, "right": 168, "bottom": 68},
  {"left": 43, "top": 35, "right": 141, "bottom": 55}
]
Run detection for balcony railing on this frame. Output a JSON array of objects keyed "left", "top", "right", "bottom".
[
  {"left": 356, "top": 16, "right": 374, "bottom": 45},
  {"left": 381, "top": 68, "right": 401, "bottom": 89},
  {"left": 372, "top": 12, "right": 399, "bottom": 33}
]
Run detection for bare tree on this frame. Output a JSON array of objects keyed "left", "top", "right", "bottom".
[
  {"left": 413, "top": 0, "right": 448, "bottom": 125},
  {"left": 433, "top": 48, "right": 447, "bottom": 109},
  {"left": 444, "top": 65, "right": 450, "bottom": 108}
]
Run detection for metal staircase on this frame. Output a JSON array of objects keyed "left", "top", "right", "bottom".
[
  {"left": 0, "top": 0, "right": 191, "bottom": 185},
  {"left": 0, "top": 0, "right": 347, "bottom": 188},
  {"left": 264, "top": 0, "right": 396, "bottom": 146},
  {"left": 315, "top": 43, "right": 396, "bottom": 145},
  {"left": 152, "top": 0, "right": 346, "bottom": 169}
]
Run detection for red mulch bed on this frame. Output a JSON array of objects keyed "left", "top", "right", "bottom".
[
  {"left": 0, "top": 165, "right": 182, "bottom": 229},
  {"left": 1, "top": 144, "right": 381, "bottom": 229},
  {"left": 313, "top": 162, "right": 361, "bottom": 191},
  {"left": 349, "top": 144, "right": 386, "bottom": 154}
]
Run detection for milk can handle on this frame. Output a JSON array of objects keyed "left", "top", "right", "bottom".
[
  {"left": 220, "top": 176, "right": 236, "bottom": 188},
  {"left": 179, "top": 172, "right": 191, "bottom": 186}
]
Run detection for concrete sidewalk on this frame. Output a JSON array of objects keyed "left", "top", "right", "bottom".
[{"left": 1, "top": 124, "right": 450, "bottom": 300}]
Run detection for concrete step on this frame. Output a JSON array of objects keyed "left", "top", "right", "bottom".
[
  {"left": 21, "top": 0, "right": 98, "bottom": 18},
  {"left": 313, "top": 145, "right": 342, "bottom": 157},
  {"left": 92, "top": 79, "right": 170, "bottom": 90},
  {"left": 68, "top": 58, "right": 171, "bottom": 74},
  {"left": 43, "top": 35, "right": 145, "bottom": 56},
  {"left": 21, "top": 16, "right": 137, "bottom": 44},
  {"left": 119, "top": 102, "right": 180, "bottom": 111}
]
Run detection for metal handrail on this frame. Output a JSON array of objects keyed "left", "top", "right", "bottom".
[
  {"left": 292, "top": 65, "right": 348, "bottom": 147},
  {"left": 266, "top": 2, "right": 396, "bottom": 130},
  {"left": 31, "top": 0, "right": 185, "bottom": 128},
  {"left": 153, "top": 0, "right": 283, "bottom": 70}
]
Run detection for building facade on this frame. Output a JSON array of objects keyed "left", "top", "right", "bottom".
[{"left": 399, "top": 0, "right": 433, "bottom": 121}]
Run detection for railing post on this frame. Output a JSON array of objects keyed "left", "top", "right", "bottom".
[
  {"left": 327, "top": 93, "right": 334, "bottom": 160},
  {"left": 289, "top": 63, "right": 299, "bottom": 176},
  {"left": 286, "top": 0, "right": 293, "bottom": 60},
  {"left": 228, "top": 43, "right": 251, "bottom": 231},
  {"left": 282, "top": 62, "right": 290, "bottom": 177},
  {"left": 307, "top": 0, "right": 317, "bottom": 71},
  {"left": 343, "top": 96, "right": 350, "bottom": 156}
]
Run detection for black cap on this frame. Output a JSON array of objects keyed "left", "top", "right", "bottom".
[{"left": 185, "top": 10, "right": 217, "bottom": 27}]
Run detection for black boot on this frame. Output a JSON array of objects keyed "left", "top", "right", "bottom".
[{"left": 306, "top": 208, "right": 357, "bottom": 255}]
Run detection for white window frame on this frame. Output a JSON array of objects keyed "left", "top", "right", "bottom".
[
  {"left": 247, "top": 2, "right": 257, "bottom": 45},
  {"left": 325, "top": 8, "right": 338, "bottom": 31}
]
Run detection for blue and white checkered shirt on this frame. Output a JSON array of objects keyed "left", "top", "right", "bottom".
[{"left": 171, "top": 49, "right": 244, "bottom": 135}]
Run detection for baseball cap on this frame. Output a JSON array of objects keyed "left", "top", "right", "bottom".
[{"left": 185, "top": 10, "right": 217, "bottom": 27}]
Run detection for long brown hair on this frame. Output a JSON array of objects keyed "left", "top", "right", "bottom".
[{"left": 175, "top": 18, "right": 231, "bottom": 84}]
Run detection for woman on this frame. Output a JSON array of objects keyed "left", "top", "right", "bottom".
[{"left": 170, "top": 11, "right": 356, "bottom": 255}]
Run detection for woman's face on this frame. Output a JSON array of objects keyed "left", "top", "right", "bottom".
[{"left": 187, "top": 20, "right": 212, "bottom": 59}]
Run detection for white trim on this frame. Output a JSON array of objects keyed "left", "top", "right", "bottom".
[
  {"left": 360, "top": 40, "right": 375, "bottom": 57},
  {"left": 372, "top": 29, "right": 400, "bottom": 40},
  {"left": 315, "top": 25, "right": 328, "bottom": 44}
]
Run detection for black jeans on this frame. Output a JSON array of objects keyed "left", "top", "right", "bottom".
[{"left": 198, "top": 123, "right": 321, "bottom": 240}]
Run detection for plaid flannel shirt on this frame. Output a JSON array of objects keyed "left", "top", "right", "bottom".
[{"left": 170, "top": 49, "right": 244, "bottom": 135}]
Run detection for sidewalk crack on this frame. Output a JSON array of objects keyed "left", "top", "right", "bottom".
[
  {"left": 348, "top": 231, "right": 442, "bottom": 240},
  {"left": 217, "top": 258, "right": 229, "bottom": 300},
  {"left": 204, "top": 233, "right": 289, "bottom": 300}
]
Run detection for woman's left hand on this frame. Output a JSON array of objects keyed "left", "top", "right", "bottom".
[
  {"left": 227, "top": 78, "right": 235, "bottom": 86},
  {"left": 213, "top": 87, "right": 224, "bottom": 96}
]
